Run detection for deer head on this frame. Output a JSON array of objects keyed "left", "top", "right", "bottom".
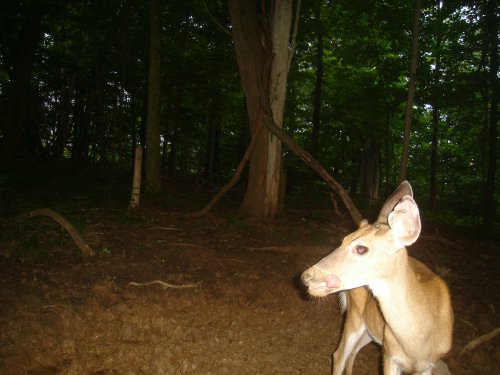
[{"left": 302, "top": 181, "right": 421, "bottom": 297}]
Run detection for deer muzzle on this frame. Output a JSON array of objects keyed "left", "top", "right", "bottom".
[{"left": 302, "top": 266, "right": 342, "bottom": 297}]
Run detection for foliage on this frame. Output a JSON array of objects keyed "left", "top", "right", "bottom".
[{"left": 0, "top": 0, "right": 497, "bottom": 224}]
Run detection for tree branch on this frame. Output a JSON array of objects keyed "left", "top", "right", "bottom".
[
  {"left": 188, "top": 125, "right": 264, "bottom": 217},
  {"left": 18, "top": 208, "right": 94, "bottom": 256},
  {"left": 202, "top": 0, "right": 232, "bottom": 38},
  {"left": 258, "top": 84, "right": 363, "bottom": 225}
]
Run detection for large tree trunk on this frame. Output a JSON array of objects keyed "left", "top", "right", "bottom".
[
  {"left": 145, "top": 0, "right": 162, "bottom": 195},
  {"left": 229, "top": 0, "right": 296, "bottom": 218},
  {"left": 483, "top": 0, "right": 498, "bottom": 224},
  {"left": 0, "top": 5, "right": 43, "bottom": 166},
  {"left": 259, "top": 101, "right": 363, "bottom": 224},
  {"left": 399, "top": 0, "right": 421, "bottom": 183}
]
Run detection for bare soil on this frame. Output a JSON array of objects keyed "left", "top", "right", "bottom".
[{"left": 0, "top": 208, "right": 498, "bottom": 374}]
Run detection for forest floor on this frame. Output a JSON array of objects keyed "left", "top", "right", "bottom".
[{"left": 0, "top": 193, "right": 499, "bottom": 374}]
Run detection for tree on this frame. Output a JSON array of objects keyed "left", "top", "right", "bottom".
[
  {"left": 228, "top": 0, "right": 299, "bottom": 218},
  {"left": 482, "top": 0, "right": 498, "bottom": 224},
  {"left": 399, "top": 0, "right": 421, "bottom": 183},
  {"left": 0, "top": 1, "right": 43, "bottom": 166},
  {"left": 310, "top": 0, "right": 323, "bottom": 159},
  {"left": 145, "top": 0, "right": 162, "bottom": 195},
  {"left": 428, "top": 0, "right": 445, "bottom": 212}
]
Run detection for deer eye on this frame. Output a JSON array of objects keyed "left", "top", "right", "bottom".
[{"left": 354, "top": 245, "right": 369, "bottom": 255}]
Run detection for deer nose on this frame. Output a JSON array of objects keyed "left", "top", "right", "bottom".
[
  {"left": 326, "top": 274, "right": 341, "bottom": 288},
  {"left": 301, "top": 269, "right": 315, "bottom": 286}
]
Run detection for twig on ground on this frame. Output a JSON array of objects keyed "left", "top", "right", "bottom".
[
  {"left": 128, "top": 280, "right": 201, "bottom": 289},
  {"left": 147, "top": 227, "right": 182, "bottom": 230},
  {"left": 460, "top": 327, "right": 500, "bottom": 355},
  {"left": 457, "top": 317, "right": 478, "bottom": 331}
]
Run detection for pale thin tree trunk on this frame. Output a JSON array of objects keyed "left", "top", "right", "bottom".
[
  {"left": 129, "top": 146, "right": 143, "bottom": 211},
  {"left": 145, "top": 0, "right": 162, "bottom": 195},
  {"left": 399, "top": 0, "right": 421, "bottom": 183}
]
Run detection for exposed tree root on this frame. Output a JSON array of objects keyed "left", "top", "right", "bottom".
[
  {"left": 129, "top": 280, "right": 201, "bottom": 289},
  {"left": 460, "top": 327, "right": 500, "bottom": 355},
  {"left": 18, "top": 208, "right": 94, "bottom": 256}
]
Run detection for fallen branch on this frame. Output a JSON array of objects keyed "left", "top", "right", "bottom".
[
  {"left": 129, "top": 280, "right": 200, "bottom": 289},
  {"left": 18, "top": 208, "right": 94, "bottom": 256},
  {"left": 460, "top": 327, "right": 500, "bottom": 355},
  {"left": 188, "top": 125, "right": 264, "bottom": 217},
  {"left": 328, "top": 190, "right": 345, "bottom": 220},
  {"left": 258, "top": 84, "right": 363, "bottom": 225}
]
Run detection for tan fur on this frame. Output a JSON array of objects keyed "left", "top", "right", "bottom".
[{"left": 302, "top": 182, "right": 453, "bottom": 375}]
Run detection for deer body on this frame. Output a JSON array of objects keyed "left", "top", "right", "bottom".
[{"left": 302, "top": 182, "right": 453, "bottom": 375}]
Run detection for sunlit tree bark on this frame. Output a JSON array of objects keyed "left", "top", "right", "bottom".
[{"left": 229, "top": 0, "right": 299, "bottom": 218}]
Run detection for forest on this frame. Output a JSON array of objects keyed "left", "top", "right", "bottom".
[
  {"left": 0, "top": 0, "right": 497, "bottom": 225},
  {"left": 0, "top": 1, "right": 499, "bottom": 374}
]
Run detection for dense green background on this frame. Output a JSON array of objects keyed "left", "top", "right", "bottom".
[{"left": 0, "top": 0, "right": 498, "bottom": 226}]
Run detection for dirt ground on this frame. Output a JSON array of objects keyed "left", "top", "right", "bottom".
[{"left": 0, "top": 207, "right": 498, "bottom": 375}]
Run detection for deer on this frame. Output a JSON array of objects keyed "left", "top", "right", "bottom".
[{"left": 301, "top": 181, "right": 453, "bottom": 375}]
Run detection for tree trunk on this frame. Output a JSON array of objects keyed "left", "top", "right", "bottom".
[
  {"left": 429, "top": 104, "right": 439, "bottom": 211},
  {"left": 53, "top": 71, "right": 75, "bottom": 160},
  {"left": 483, "top": 0, "right": 498, "bottom": 224},
  {"left": 229, "top": 0, "right": 296, "bottom": 219},
  {"left": 429, "top": 1, "right": 444, "bottom": 212},
  {"left": 259, "top": 102, "right": 363, "bottom": 225},
  {"left": 71, "top": 83, "right": 91, "bottom": 165},
  {"left": 145, "top": 0, "right": 162, "bottom": 196},
  {"left": 399, "top": 0, "right": 421, "bottom": 183},
  {"left": 0, "top": 6, "right": 43, "bottom": 166},
  {"left": 310, "top": 1, "right": 323, "bottom": 158},
  {"left": 204, "top": 102, "right": 221, "bottom": 182},
  {"left": 361, "top": 137, "right": 380, "bottom": 203},
  {"left": 129, "top": 146, "right": 143, "bottom": 211}
]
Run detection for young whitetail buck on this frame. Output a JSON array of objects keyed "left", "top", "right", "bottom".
[{"left": 302, "top": 181, "right": 453, "bottom": 375}]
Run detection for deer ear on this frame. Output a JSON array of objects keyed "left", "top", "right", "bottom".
[{"left": 388, "top": 196, "right": 421, "bottom": 246}]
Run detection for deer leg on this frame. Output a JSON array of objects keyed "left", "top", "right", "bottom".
[
  {"left": 383, "top": 355, "right": 403, "bottom": 375},
  {"left": 332, "top": 323, "right": 368, "bottom": 375},
  {"left": 345, "top": 331, "right": 373, "bottom": 375}
]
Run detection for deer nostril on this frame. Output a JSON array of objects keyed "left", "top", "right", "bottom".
[{"left": 301, "top": 270, "right": 314, "bottom": 285}]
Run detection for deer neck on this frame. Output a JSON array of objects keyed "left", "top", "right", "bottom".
[{"left": 368, "top": 248, "right": 423, "bottom": 337}]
